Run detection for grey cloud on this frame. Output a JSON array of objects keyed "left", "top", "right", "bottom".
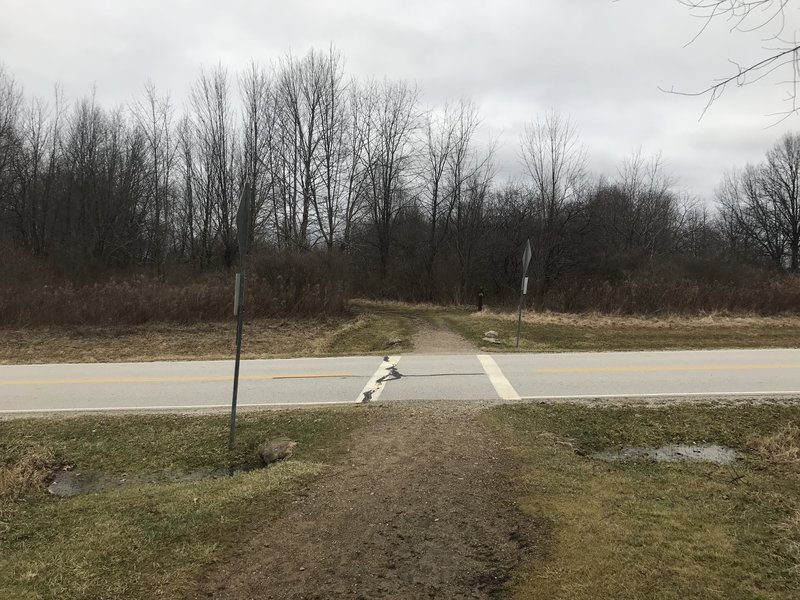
[{"left": 2, "top": 0, "right": 799, "bottom": 202}]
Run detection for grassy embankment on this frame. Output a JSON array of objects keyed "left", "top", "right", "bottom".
[
  {"left": 488, "top": 403, "right": 800, "bottom": 599},
  {"left": 0, "top": 311, "right": 416, "bottom": 365},
  {"left": 442, "top": 307, "right": 800, "bottom": 352},
  {"left": 6, "top": 299, "right": 800, "bottom": 364},
  {"left": 0, "top": 409, "right": 366, "bottom": 600}
]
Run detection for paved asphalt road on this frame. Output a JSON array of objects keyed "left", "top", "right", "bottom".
[{"left": 3, "top": 348, "right": 800, "bottom": 414}]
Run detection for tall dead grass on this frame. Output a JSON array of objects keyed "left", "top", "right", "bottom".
[
  {"left": 776, "top": 509, "right": 800, "bottom": 575},
  {"left": 0, "top": 248, "right": 350, "bottom": 327},
  {"left": 548, "top": 277, "right": 800, "bottom": 314},
  {"left": 750, "top": 425, "right": 800, "bottom": 472},
  {"left": 0, "top": 446, "right": 54, "bottom": 499}
]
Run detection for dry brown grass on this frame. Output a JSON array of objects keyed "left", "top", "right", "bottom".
[
  {"left": 776, "top": 509, "right": 800, "bottom": 576},
  {"left": 0, "top": 318, "right": 351, "bottom": 364},
  {"left": 750, "top": 424, "right": 800, "bottom": 471},
  {"left": 449, "top": 307, "right": 800, "bottom": 352},
  {"left": 0, "top": 446, "right": 54, "bottom": 499},
  {"left": 547, "top": 276, "right": 800, "bottom": 314},
  {"left": 474, "top": 308, "right": 800, "bottom": 329},
  {"left": 0, "top": 248, "right": 350, "bottom": 328},
  {"left": 0, "top": 274, "right": 349, "bottom": 327}
]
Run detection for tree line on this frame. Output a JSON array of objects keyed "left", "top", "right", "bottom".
[{"left": 1, "top": 48, "right": 798, "bottom": 310}]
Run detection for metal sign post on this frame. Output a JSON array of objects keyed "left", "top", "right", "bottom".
[
  {"left": 516, "top": 239, "right": 532, "bottom": 348},
  {"left": 229, "top": 182, "right": 251, "bottom": 450}
]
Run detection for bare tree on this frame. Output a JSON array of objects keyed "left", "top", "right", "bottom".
[
  {"left": 339, "top": 80, "right": 369, "bottom": 252},
  {"left": 419, "top": 104, "right": 455, "bottom": 298},
  {"left": 616, "top": 151, "right": 685, "bottom": 257},
  {"left": 719, "top": 133, "right": 800, "bottom": 270},
  {"left": 452, "top": 162, "right": 494, "bottom": 302},
  {"left": 670, "top": 1, "right": 800, "bottom": 117},
  {"left": 418, "top": 99, "right": 489, "bottom": 299},
  {"left": 131, "top": 81, "right": 176, "bottom": 275},
  {"left": 717, "top": 163, "right": 787, "bottom": 268},
  {"left": 312, "top": 47, "right": 351, "bottom": 251},
  {"left": 360, "top": 79, "right": 419, "bottom": 287},
  {"left": 520, "top": 111, "right": 587, "bottom": 309},
  {"left": 272, "top": 50, "right": 331, "bottom": 250},
  {"left": 0, "top": 64, "right": 22, "bottom": 243},
  {"left": 12, "top": 96, "right": 58, "bottom": 254},
  {"left": 239, "top": 61, "right": 276, "bottom": 247},
  {"left": 763, "top": 132, "right": 800, "bottom": 268},
  {"left": 175, "top": 114, "right": 197, "bottom": 260},
  {"left": 189, "top": 65, "right": 239, "bottom": 266}
]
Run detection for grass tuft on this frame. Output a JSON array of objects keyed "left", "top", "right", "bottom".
[
  {"left": 0, "top": 446, "right": 54, "bottom": 499},
  {"left": 750, "top": 424, "right": 800, "bottom": 471}
]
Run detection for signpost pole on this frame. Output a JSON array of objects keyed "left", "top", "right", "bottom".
[
  {"left": 229, "top": 182, "right": 251, "bottom": 450},
  {"left": 229, "top": 276, "right": 245, "bottom": 449},
  {"left": 515, "top": 288, "right": 524, "bottom": 348},
  {"left": 516, "top": 239, "right": 532, "bottom": 349}
]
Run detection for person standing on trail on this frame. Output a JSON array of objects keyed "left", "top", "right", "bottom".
[{"left": 477, "top": 287, "right": 484, "bottom": 311}]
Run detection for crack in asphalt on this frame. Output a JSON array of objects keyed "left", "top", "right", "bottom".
[{"left": 361, "top": 359, "right": 403, "bottom": 403}]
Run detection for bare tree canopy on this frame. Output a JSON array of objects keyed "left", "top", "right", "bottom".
[
  {"left": 519, "top": 111, "right": 587, "bottom": 308},
  {"left": 672, "top": 1, "right": 800, "bottom": 118},
  {"left": 2, "top": 47, "right": 800, "bottom": 313}
]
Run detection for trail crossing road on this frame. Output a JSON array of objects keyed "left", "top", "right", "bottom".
[{"left": 3, "top": 348, "right": 800, "bottom": 414}]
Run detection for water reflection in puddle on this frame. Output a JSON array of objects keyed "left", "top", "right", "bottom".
[
  {"left": 47, "top": 465, "right": 260, "bottom": 497},
  {"left": 592, "top": 444, "right": 736, "bottom": 465}
]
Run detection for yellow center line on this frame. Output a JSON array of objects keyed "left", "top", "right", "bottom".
[
  {"left": 534, "top": 364, "right": 800, "bottom": 374},
  {"left": 0, "top": 373, "right": 353, "bottom": 386}
]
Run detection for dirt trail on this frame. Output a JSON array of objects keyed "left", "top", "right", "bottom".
[
  {"left": 411, "top": 324, "right": 478, "bottom": 354},
  {"left": 192, "top": 402, "right": 548, "bottom": 599}
]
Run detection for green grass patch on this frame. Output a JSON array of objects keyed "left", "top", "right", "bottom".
[
  {"left": 0, "top": 408, "right": 366, "bottom": 600},
  {"left": 325, "top": 311, "right": 416, "bottom": 355},
  {"left": 484, "top": 403, "right": 800, "bottom": 599}
]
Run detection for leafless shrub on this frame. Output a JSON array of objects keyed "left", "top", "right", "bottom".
[
  {"left": 0, "top": 249, "right": 350, "bottom": 327},
  {"left": 545, "top": 275, "right": 800, "bottom": 314}
]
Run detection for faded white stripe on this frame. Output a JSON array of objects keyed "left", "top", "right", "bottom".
[{"left": 477, "top": 354, "right": 521, "bottom": 401}]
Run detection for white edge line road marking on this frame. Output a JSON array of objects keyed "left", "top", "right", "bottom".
[
  {"left": 358, "top": 356, "right": 401, "bottom": 403},
  {"left": 520, "top": 390, "right": 800, "bottom": 401},
  {"left": 477, "top": 354, "right": 521, "bottom": 401},
  {"left": 0, "top": 400, "right": 356, "bottom": 415}
]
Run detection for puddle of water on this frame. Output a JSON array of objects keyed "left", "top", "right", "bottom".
[
  {"left": 592, "top": 444, "right": 736, "bottom": 465},
  {"left": 47, "top": 465, "right": 261, "bottom": 497}
]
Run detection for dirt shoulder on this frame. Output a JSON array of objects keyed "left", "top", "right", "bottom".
[{"left": 192, "top": 401, "right": 548, "bottom": 600}]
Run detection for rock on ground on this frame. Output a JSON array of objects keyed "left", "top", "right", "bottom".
[{"left": 257, "top": 438, "right": 298, "bottom": 466}]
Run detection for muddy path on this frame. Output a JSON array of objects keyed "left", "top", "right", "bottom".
[{"left": 192, "top": 402, "right": 548, "bottom": 599}]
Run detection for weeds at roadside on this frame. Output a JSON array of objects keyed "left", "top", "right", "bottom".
[
  {"left": 749, "top": 424, "right": 800, "bottom": 471},
  {"left": 0, "top": 446, "right": 54, "bottom": 499}
]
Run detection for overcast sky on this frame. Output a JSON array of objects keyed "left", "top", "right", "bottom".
[{"left": 2, "top": 0, "right": 799, "bottom": 203}]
